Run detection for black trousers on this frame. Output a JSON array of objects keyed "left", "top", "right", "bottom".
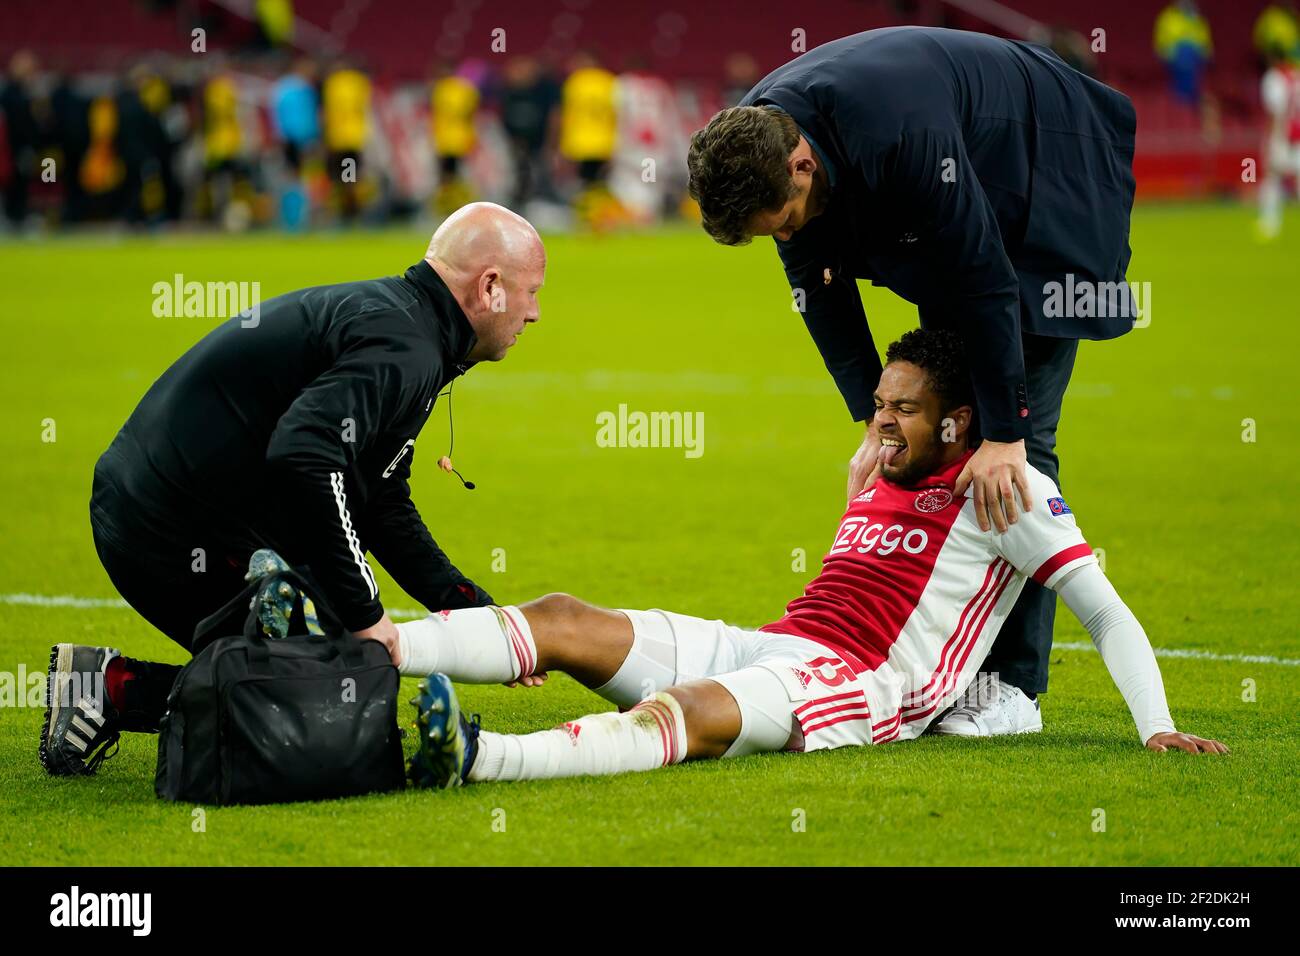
[
  {"left": 91, "top": 520, "right": 249, "bottom": 652},
  {"left": 980, "top": 333, "right": 1080, "bottom": 696},
  {"left": 89, "top": 469, "right": 253, "bottom": 728}
]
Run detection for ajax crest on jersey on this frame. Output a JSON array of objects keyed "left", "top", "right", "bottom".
[{"left": 914, "top": 488, "right": 953, "bottom": 513}]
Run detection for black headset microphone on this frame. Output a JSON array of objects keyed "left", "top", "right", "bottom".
[{"left": 439, "top": 382, "right": 475, "bottom": 490}]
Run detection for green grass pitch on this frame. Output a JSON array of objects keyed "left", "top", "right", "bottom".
[{"left": 0, "top": 204, "right": 1296, "bottom": 866}]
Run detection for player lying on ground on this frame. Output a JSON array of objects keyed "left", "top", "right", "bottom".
[{"left": 389, "top": 329, "right": 1226, "bottom": 789}]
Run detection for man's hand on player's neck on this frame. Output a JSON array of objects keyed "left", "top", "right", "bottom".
[{"left": 847, "top": 418, "right": 883, "bottom": 501}]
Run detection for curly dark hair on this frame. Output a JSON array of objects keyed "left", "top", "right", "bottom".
[
  {"left": 884, "top": 329, "right": 974, "bottom": 414},
  {"left": 687, "top": 106, "right": 801, "bottom": 246}
]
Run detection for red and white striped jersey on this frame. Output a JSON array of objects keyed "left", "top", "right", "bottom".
[{"left": 761, "top": 449, "right": 1096, "bottom": 676}]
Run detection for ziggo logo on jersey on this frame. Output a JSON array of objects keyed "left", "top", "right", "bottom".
[{"left": 829, "top": 517, "right": 929, "bottom": 557}]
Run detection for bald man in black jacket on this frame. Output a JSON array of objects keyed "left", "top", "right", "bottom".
[
  {"left": 688, "top": 27, "right": 1139, "bottom": 734},
  {"left": 42, "top": 203, "right": 545, "bottom": 775}
]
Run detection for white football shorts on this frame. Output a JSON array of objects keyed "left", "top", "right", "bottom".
[{"left": 616, "top": 608, "right": 922, "bottom": 755}]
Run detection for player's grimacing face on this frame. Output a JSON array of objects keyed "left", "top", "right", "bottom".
[{"left": 873, "top": 362, "right": 949, "bottom": 486}]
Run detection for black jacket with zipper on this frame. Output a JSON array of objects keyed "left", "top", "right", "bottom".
[{"left": 94, "top": 260, "right": 492, "bottom": 632}]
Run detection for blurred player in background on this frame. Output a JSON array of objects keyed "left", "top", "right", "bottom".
[
  {"left": 393, "top": 330, "right": 1226, "bottom": 791},
  {"left": 201, "top": 64, "right": 250, "bottom": 227},
  {"left": 79, "top": 93, "right": 126, "bottom": 219},
  {"left": 560, "top": 51, "right": 620, "bottom": 226},
  {"left": 1, "top": 51, "right": 41, "bottom": 228},
  {"left": 1254, "top": 2, "right": 1300, "bottom": 68},
  {"left": 500, "top": 55, "right": 559, "bottom": 210},
  {"left": 271, "top": 58, "right": 321, "bottom": 230},
  {"left": 612, "top": 59, "right": 682, "bottom": 222},
  {"left": 1154, "top": 0, "right": 1213, "bottom": 109},
  {"left": 1258, "top": 48, "right": 1300, "bottom": 239},
  {"left": 322, "top": 62, "right": 370, "bottom": 222},
  {"left": 48, "top": 70, "right": 92, "bottom": 225},
  {"left": 431, "top": 61, "right": 479, "bottom": 216},
  {"left": 115, "top": 64, "right": 174, "bottom": 226}
]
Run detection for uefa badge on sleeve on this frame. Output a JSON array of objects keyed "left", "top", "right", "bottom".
[{"left": 1048, "top": 497, "right": 1071, "bottom": 516}]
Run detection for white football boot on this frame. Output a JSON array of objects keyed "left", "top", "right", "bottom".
[{"left": 931, "top": 673, "right": 1043, "bottom": 737}]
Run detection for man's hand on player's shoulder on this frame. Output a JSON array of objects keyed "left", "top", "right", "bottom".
[
  {"left": 1145, "top": 731, "right": 1229, "bottom": 754},
  {"left": 954, "top": 438, "right": 1031, "bottom": 533}
]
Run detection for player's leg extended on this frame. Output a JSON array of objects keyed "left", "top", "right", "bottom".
[
  {"left": 396, "top": 594, "right": 687, "bottom": 703},
  {"left": 410, "top": 671, "right": 800, "bottom": 787},
  {"left": 395, "top": 593, "right": 631, "bottom": 687},
  {"left": 473, "top": 679, "right": 743, "bottom": 782}
]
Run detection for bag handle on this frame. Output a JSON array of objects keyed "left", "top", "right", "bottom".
[
  {"left": 190, "top": 563, "right": 356, "bottom": 659},
  {"left": 191, "top": 579, "right": 266, "bottom": 653},
  {"left": 275, "top": 567, "right": 369, "bottom": 667}
]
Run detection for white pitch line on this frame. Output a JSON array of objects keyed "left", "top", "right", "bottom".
[
  {"left": 1053, "top": 641, "right": 1300, "bottom": 667},
  {"left": 2, "top": 593, "right": 130, "bottom": 609},
  {"left": 3, "top": 594, "right": 1297, "bottom": 667},
  {"left": 0, "top": 592, "right": 428, "bottom": 618}
]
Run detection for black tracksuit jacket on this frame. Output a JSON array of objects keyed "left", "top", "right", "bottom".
[{"left": 92, "top": 260, "right": 491, "bottom": 631}]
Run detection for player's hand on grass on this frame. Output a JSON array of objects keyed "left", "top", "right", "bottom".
[
  {"left": 848, "top": 421, "right": 883, "bottom": 501},
  {"left": 1145, "top": 731, "right": 1229, "bottom": 754},
  {"left": 353, "top": 613, "right": 401, "bottom": 667},
  {"left": 954, "top": 439, "right": 1031, "bottom": 533},
  {"left": 504, "top": 671, "right": 549, "bottom": 689}
]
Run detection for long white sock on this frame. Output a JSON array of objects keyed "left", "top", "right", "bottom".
[
  {"left": 1260, "top": 173, "right": 1282, "bottom": 235},
  {"left": 468, "top": 692, "right": 688, "bottom": 782},
  {"left": 396, "top": 606, "right": 537, "bottom": 682}
]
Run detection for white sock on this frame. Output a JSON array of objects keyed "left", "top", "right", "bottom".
[
  {"left": 1260, "top": 174, "right": 1282, "bottom": 235},
  {"left": 468, "top": 692, "right": 688, "bottom": 782},
  {"left": 396, "top": 606, "right": 537, "bottom": 682}
]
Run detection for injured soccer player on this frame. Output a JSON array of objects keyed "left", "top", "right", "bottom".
[{"left": 395, "top": 329, "right": 1228, "bottom": 789}]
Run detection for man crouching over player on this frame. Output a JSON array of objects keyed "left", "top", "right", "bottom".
[{"left": 391, "top": 329, "right": 1225, "bottom": 789}]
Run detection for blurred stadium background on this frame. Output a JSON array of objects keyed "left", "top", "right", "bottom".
[
  {"left": 0, "top": 0, "right": 1296, "bottom": 236},
  {"left": 3, "top": 2, "right": 1298, "bottom": 867}
]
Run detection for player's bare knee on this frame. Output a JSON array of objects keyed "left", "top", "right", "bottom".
[
  {"left": 523, "top": 591, "right": 589, "bottom": 622},
  {"left": 665, "top": 683, "right": 740, "bottom": 760},
  {"left": 521, "top": 592, "right": 590, "bottom": 665}
]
